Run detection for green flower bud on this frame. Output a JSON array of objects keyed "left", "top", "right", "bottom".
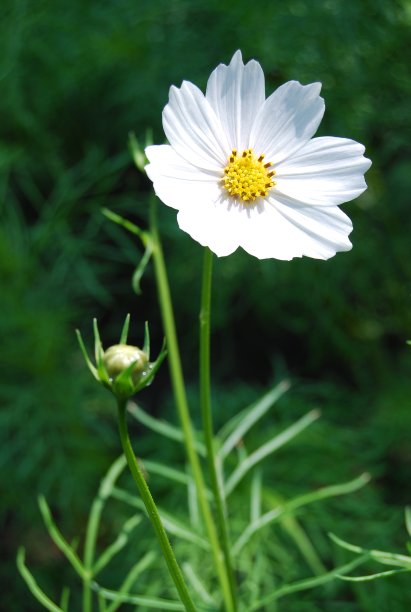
[
  {"left": 76, "top": 315, "right": 166, "bottom": 401},
  {"left": 103, "top": 344, "right": 148, "bottom": 384}
]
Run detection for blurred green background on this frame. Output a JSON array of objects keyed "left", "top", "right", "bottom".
[{"left": 1, "top": 0, "right": 411, "bottom": 609}]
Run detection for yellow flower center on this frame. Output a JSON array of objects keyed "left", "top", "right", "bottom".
[{"left": 222, "top": 149, "right": 276, "bottom": 203}]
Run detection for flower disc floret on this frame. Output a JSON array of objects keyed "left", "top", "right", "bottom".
[{"left": 223, "top": 149, "right": 276, "bottom": 202}]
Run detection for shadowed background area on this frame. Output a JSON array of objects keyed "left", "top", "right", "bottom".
[{"left": 1, "top": 0, "right": 411, "bottom": 609}]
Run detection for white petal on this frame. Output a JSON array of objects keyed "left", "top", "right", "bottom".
[
  {"left": 177, "top": 192, "right": 351, "bottom": 260},
  {"left": 145, "top": 144, "right": 221, "bottom": 210},
  {"left": 177, "top": 197, "right": 243, "bottom": 256},
  {"left": 274, "top": 137, "right": 372, "bottom": 205},
  {"left": 168, "top": 179, "right": 352, "bottom": 259},
  {"left": 162, "top": 81, "right": 230, "bottom": 172},
  {"left": 206, "top": 50, "right": 266, "bottom": 152},
  {"left": 250, "top": 196, "right": 353, "bottom": 260},
  {"left": 145, "top": 145, "right": 219, "bottom": 181},
  {"left": 250, "top": 81, "right": 324, "bottom": 164}
]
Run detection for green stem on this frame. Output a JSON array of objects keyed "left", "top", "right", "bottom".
[
  {"left": 83, "top": 584, "right": 92, "bottom": 612},
  {"left": 199, "top": 247, "right": 237, "bottom": 610},
  {"left": 149, "top": 197, "right": 234, "bottom": 612},
  {"left": 117, "top": 400, "right": 195, "bottom": 612}
]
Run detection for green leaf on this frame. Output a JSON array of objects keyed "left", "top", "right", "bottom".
[
  {"left": 218, "top": 380, "right": 290, "bottom": 460},
  {"left": 38, "top": 496, "right": 86, "bottom": 578},
  {"left": 329, "top": 532, "right": 411, "bottom": 569},
  {"left": 183, "top": 563, "right": 217, "bottom": 608},
  {"left": 142, "top": 459, "right": 194, "bottom": 488},
  {"left": 75, "top": 329, "right": 99, "bottom": 380},
  {"left": 233, "top": 473, "right": 370, "bottom": 555},
  {"left": 105, "top": 551, "right": 157, "bottom": 612},
  {"left": 111, "top": 487, "right": 210, "bottom": 550},
  {"left": 93, "top": 514, "right": 143, "bottom": 576},
  {"left": 92, "top": 583, "right": 185, "bottom": 610},
  {"left": 101, "top": 207, "right": 147, "bottom": 245},
  {"left": 336, "top": 568, "right": 410, "bottom": 582},
  {"left": 263, "top": 489, "right": 326, "bottom": 575},
  {"left": 99, "top": 455, "right": 128, "bottom": 499},
  {"left": 225, "top": 409, "right": 320, "bottom": 496},
  {"left": 242, "top": 546, "right": 267, "bottom": 608},
  {"left": 129, "top": 130, "right": 152, "bottom": 172},
  {"left": 132, "top": 242, "right": 153, "bottom": 295},
  {"left": 127, "top": 403, "right": 206, "bottom": 456},
  {"left": 248, "top": 554, "right": 370, "bottom": 609},
  {"left": 84, "top": 455, "right": 128, "bottom": 582},
  {"left": 119, "top": 314, "right": 131, "bottom": 344},
  {"left": 151, "top": 509, "right": 210, "bottom": 551},
  {"left": 250, "top": 469, "right": 262, "bottom": 523},
  {"left": 16, "top": 548, "right": 64, "bottom": 612}
]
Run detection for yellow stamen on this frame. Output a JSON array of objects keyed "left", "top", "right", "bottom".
[{"left": 222, "top": 148, "right": 276, "bottom": 203}]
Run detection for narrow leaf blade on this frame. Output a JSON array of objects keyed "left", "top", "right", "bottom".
[
  {"left": 226, "top": 409, "right": 320, "bottom": 496},
  {"left": 93, "top": 514, "right": 143, "bottom": 576},
  {"left": 233, "top": 473, "right": 370, "bottom": 555},
  {"left": 101, "top": 207, "right": 146, "bottom": 243},
  {"left": 38, "top": 496, "right": 85, "bottom": 578},
  {"left": 132, "top": 243, "right": 153, "bottom": 295},
  {"left": 92, "top": 583, "right": 185, "bottom": 610},
  {"left": 219, "top": 380, "right": 290, "bottom": 460},
  {"left": 16, "top": 548, "right": 63, "bottom": 612},
  {"left": 336, "top": 568, "right": 410, "bottom": 582},
  {"left": 128, "top": 403, "right": 206, "bottom": 456},
  {"left": 249, "top": 555, "right": 370, "bottom": 609}
]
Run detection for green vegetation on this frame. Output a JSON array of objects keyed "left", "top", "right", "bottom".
[{"left": 1, "top": 0, "right": 411, "bottom": 609}]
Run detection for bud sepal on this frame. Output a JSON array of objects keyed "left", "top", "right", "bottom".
[{"left": 76, "top": 315, "right": 166, "bottom": 400}]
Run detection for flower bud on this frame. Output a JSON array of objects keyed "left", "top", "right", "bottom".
[
  {"left": 103, "top": 344, "right": 148, "bottom": 384},
  {"left": 77, "top": 316, "right": 166, "bottom": 401}
]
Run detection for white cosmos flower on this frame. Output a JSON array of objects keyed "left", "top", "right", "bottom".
[{"left": 145, "top": 51, "right": 371, "bottom": 260}]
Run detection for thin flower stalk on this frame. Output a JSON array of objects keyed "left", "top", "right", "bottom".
[
  {"left": 117, "top": 399, "right": 196, "bottom": 612},
  {"left": 199, "top": 246, "right": 238, "bottom": 608},
  {"left": 149, "top": 196, "right": 235, "bottom": 612}
]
